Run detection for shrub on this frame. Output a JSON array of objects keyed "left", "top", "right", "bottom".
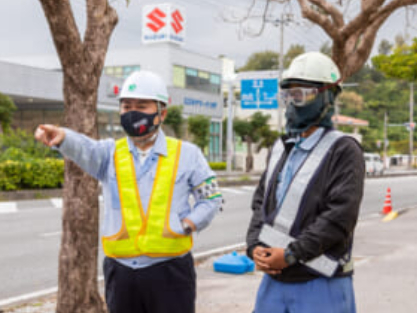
[
  {"left": 209, "top": 162, "right": 226, "bottom": 170},
  {"left": 0, "top": 129, "right": 60, "bottom": 159},
  {"left": 0, "top": 158, "right": 64, "bottom": 191}
]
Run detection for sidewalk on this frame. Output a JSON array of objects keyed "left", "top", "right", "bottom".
[
  {"left": 4, "top": 207, "right": 417, "bottom": 313},
  {"left": 196, "top": 206, "right": 417, "bottom": 312}
]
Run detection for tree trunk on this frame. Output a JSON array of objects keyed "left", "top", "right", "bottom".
[
  {"left": 37, "top": 1, "right": 118, "bottom": 312},
  {"left": 56, "top": 78, "right": 104, "bottom": 313},
  {"left": 246, "top": 137, "right": 253, "bottom": 172}
]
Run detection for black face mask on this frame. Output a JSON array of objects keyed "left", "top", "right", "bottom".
[
  {"left": 120, "top": 111, "right": 160, "bottom": 137},
  {"left": 285, "top": 90, "right": 335, "bottom": 136}
]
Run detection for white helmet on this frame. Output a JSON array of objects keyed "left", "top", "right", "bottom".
[
  {"left": 281, "top": 51, "right": 341, "bottom": 87},
  {"left": 119, "top": 70, "right": 169, "bottom": 104}
]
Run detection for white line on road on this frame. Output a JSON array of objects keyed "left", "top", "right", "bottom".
[
  {"left": 0, "top": 286, "right": 57, "bottom": 308},
  {"left": 0, "top": 244, "right": 245, "bottom": 309},
  {"left": 40, "top": 231, "right": 61, "bottom": 238},
  {"left": 220, "top": 188, "right": 245, "bottom": 195},
  {"left": 0, "top": 202, "right": 18, "bottom": 214},
  {"left": 194, "top": 242, "right": 246, "bottom": 260},
  {"left": 241, "top": 186, "right": 256, "bottom": 192},
  {"left": 50, "top": 198, "right": 63, "bottom": 209}
]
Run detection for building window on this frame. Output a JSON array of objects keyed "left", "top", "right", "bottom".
[
  {"left": 173, "top": 65, "right": 186, "bottom": 88},
  {"left": 209, "top": 121, "right": 221, "bottom": 162},
  {"left": 173, "top": 65, "right": 221, "bottom": 94},
  {"left": 105, "top": 65, "right": 140, "bottom": 79}
]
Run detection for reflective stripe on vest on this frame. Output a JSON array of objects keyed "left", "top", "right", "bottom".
[
  {"left": 102, "top": 136, "right": 193, "bottom": 258},
  {"left": 265, "top": 139, "right": 285, "bottom": 198},
  {"left": 259, "top": 130, "right": 345, "bottom": 277}
]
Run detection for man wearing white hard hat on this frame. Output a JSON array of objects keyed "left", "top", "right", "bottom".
[
  {"left": 246, "top": 52, "right": 365, "bottom": 313},
  {"left": 35, "top": 70, "right": 222, "bottom": 313}
]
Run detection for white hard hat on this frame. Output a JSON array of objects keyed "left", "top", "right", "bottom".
[
  {"left": 119, "top": 70, "right": 169, "bottom": 104},
  {"left": 282, "top": 51, "right": 341, "bottom": 87}
]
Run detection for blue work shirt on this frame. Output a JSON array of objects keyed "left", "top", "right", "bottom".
[
  {"left": 275, "top": 128, "right": 325, "bottom": 209},
  {"left": 57, "top": 128, "right": 221, "bottom": 269}
]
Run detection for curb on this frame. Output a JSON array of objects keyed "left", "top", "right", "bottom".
[{"left": 0, "top": 243, "right": 247, "bottom": 310}]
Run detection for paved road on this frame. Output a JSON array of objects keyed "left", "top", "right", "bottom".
[{"left": 0, "top": 176, "right": 416, "bottom": 303}]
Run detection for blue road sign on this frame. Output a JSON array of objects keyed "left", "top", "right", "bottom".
[{"left": 241, "top": 78, "right": 278, "bottom": 109}]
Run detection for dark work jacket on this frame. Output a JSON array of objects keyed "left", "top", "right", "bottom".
[{"left": 246, "top": 132, "right": 365, "bottom": 282}]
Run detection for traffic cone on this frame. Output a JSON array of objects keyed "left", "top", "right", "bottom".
[{"left": 382, "top": 187, "right": 393, "bottom": 215}]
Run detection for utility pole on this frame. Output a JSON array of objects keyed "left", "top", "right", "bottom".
[
  {"left": 278, "top": 13, "right": 285, "bottom": 133},
  {"left": 226, "top": 81, "right": 234, "bottom": 174},
  {"left": 384, "top": 111, "right": 388, "bottom": 170},
  {"left": 409, "top": 83, "right": 414, "bottom": 169},
  {"left": 266, "top": 13, "right": 294, "bottom": 133}
]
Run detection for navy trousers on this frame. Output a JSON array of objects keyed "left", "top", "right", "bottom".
[{"left": 103, "top": 253, "right": 196, "bottom": 313}]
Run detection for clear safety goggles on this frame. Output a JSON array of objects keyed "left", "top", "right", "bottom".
[{"left": 280, "top": 87, "right": 319, "bottom": 107}]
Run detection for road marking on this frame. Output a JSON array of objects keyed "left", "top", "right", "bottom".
[
  {"left": 0, "top": 286, "right": 58, "bottom": 308},
  {"left": 40, "top": 231, "right": 61, "bottom": 238},
  {"left": 0, "top": 202, "right": 18, "bottom": 214},
  {"left": 0, "top": 244, "right": 245, "bottom": 308},
  {"left": 50, "top": 198, "right": 63, "bottom": 209},
  {"left": 241, "top": 186, "right": 256, "bottom": 192},
  {"left": 220, "top": 188, "right": 245, "bottom": 195},
  {"left": 194, "top": 242, "right": 246, "bottom": 260}
]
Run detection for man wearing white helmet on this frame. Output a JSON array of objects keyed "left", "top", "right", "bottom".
[
  {"left": 246, "top": 52, "right": 365, "bottom": 313},
  {"left": 35, "top": 70, "right": 222, "bottom": 313}
]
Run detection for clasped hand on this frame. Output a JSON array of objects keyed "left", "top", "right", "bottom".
[{"left": 253, "top": 246, "right": 288, "bottom": 275}]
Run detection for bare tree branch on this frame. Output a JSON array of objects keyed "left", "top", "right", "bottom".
[
  {"left": 84, "top": 0, "right": 118, "bottom": 76},
  {"left": 341, "top": 0, "right": 383, "bottom": 39},
  {"left": 309, "top": 0, "right": 345, "bottom": 27},
  {"left": 244, "top": 0, "right": 271, "bottom": 37},
  {"left": 297, "top": 0, "right": 339, "bottom": 39},
  {"left": 38, "top": 0, "right": 83, "bottom": 71}
]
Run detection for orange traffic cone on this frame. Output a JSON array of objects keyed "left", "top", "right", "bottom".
[{"left": 382, "top": 187, "right": 393, "bottom": 215}]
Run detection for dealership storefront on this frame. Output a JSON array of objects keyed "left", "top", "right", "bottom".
[{"left": 0, "top": 3, "right": 223, "bottom": 161}]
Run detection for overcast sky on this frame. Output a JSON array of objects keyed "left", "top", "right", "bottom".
[{"left": 0, "top": 0, "right": 415, "bottom": 68}]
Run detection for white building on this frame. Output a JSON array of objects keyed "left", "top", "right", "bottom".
[{"left": 0, "top": 3, "right": 224, "bottom": 161}]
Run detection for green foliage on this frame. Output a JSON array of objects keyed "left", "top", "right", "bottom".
[
  {"left": 0, "top": 92, "right": 17, "bottom": 133},
  {"left": 257, "top": 127, "right": 280, "bottom": 152},
  {"left": 284, "top": 44, "right": 305, "bottom": 68},
  {"left": 208, "top": 162, "right": 226, "bottom": 170},
  {"left": 187, "top": 115, "right": 210, "bottom": 151},
  {"left": 238, "top": 50, "right": 278, "bottom": 71},
  {"left": 378, "top": 39, "right": 393, "bottom": 55},
  {"left": 320, "top": 41, "right": 332, "bottom": 57},
  {"left": 238, "top": 45, "right": 306, "bottom": 72},
  {"left": 0, "top": 129, "right": 63, "bottom": 190},
  {"left": 0, "top": 129, "right": 59, "bottom": 159},
  {"left": 164, "top": 105, "right": 184, "bottom": 138},
  {"left": 372, "top": 38, "right": 417, "bottom": 82},
  {"left": 0, "top": 147, "right": 30, "bottom": 162},
  {"left": 0, "top": 159, "right": 64, "bottom": 191},
  {"left": 234, "top": 112, "right": 271, "bottom": 143}
]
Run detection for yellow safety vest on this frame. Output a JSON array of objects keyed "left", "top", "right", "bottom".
[{"left": 102, "top": 136, "right": 193, "bottom": 258}]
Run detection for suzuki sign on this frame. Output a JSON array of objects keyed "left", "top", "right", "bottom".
[{"left": 142, "top": 4, "right": 186, "bottom": 45}]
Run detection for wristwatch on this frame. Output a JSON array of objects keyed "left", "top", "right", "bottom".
[
  {"left": 181, "top": 221, "right": 193, "bottom": 235},
  {"left": 284, "top": 247, "right": 298, "bottom": 266}
]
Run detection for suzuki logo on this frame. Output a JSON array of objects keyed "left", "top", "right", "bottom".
[
  {"left": 146, "top": 8, "right": 166, "bottom": 33},
  {"left": 171, "top": 10, "right": 184, "bottom": 34}
]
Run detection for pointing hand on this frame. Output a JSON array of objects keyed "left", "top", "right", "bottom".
[{"left": 34, "top": 124, "right": 66, "bottom": 147}]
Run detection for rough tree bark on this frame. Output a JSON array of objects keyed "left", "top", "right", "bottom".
[
  {"left": 292, "top": 0, "right": 417, "bottom": 79},
  {"left": 37, "top": 1, "right": 118, "bottom": 312}
]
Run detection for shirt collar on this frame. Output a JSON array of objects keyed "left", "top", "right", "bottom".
[
  {"left": 126, "top": 128, "right": 167, "bottom": 157},
  {"left": 285, "top": 127, "right": 325, "bottom": 151}
]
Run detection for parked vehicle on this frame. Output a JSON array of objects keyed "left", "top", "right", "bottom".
[{"left": 364, "top": 153, "right": 384, "bottom": 176}]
